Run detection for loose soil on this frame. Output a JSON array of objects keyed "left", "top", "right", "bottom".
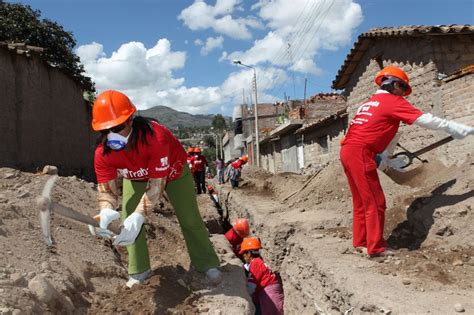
[
  {"left": 219, "top": 157, "right": 473, "bottom": 314},
  {"left": 0, "top": 168, "right": 253, "bottom": 314}
]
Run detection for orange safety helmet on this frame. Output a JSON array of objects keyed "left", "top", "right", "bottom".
[
  {"left": 233, "top": 218, "right": 250, "bottom": 238},
  {"left": 207, "top": 184, "right": 215, "bottom": 192},
  {"left": 240, "top": 155, "right": 248, "bottom": 162},
  {"left": 194, "top": 147, "right": 202, "bottom": 153},
  {"left": 187, "top": 147, "right": 194, "bottom": 153},
  {"left": 92, "top": 90, "right": 137, "bottom": 131},
  {"left": 239, "top": 236, "right": 261, "bottom": 254},
  {"left": 374, "top": 66, "right": 412, "bottom": 96}
]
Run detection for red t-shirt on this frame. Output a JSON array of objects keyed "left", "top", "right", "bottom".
[
  {"left": 224, "top": 228, "right": 243, "bottom": 256},
  {"left": 248, "top": 257, "right": 279, "bottom": 292},
  {"left": 342, "top": 90, "right": 423, "bottom": 153},
  {"left": 231, "top": 159, "right": 243, "bottom": 170},
  {"left": 190, "top": 154, "right": 207, "bottom": 172},
  {"left": 94, "top": 122, "right": 187, "bottom": 183}
]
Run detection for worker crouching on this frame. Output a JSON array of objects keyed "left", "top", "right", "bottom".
[
  {"left": 240, "top": 237, "right": 284, "bottom": 315},
  {"left": 224, "top": 218, "right": 250, "bottom": 258}
]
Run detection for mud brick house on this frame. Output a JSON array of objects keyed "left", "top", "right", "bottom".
[
  {"left": 240, "top": 103, "right": 285, "bottom": 165},
  {"left": 332, "top": 25, "right": 474, "bottom": 166},
  {"left": 260, "top": 94, "right": 347, "bottom": 174},
  {"left": 0, "top": 42, "right": 96, "bottom": 180}
]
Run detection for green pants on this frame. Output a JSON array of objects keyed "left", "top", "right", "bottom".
[{"left": 122, "top": 165, "right": 219, "bottom": 274}]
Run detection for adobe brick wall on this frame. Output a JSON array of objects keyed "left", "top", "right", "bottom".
[
  {"left": 302, "top": 118, "right": 347, "bottom": 167},
  {"left": 342, "top": 35, "right": 474, "bottom": 166},
  {"left": 0, "top": 47, "right": 96, "bottom": 180}
]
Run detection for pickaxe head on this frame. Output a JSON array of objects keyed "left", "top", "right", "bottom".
[{"left": 36, "top": 175, "right": 58, "bottom": 246}]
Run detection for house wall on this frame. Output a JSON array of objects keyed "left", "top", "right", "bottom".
[
  {"left": 0, "top": 46, "right": 96, "bottom": 180},
  {"left": 302, "top": 118, "right": 347, "bottom": 167},
  {"left": 342, "top": 35, "right": 474, "bottom": 165}
]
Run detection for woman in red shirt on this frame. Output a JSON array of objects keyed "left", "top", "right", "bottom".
[
  {"left": 240, "top": 237, "right": 284, "bottom": 315},
  {"left": 92, "top": 90, "right": 221, "bottom": 287}
]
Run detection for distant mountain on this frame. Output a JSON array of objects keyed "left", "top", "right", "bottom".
[{"left": 138, "top": 105, "right": 216, "bottom": 129}]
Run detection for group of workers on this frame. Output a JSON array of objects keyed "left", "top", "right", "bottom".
[
  {"left": 186, "top": 146, "right": 209, "bottom": 194},
  {"left": 224, "top": 218, "right": 284, "bottom": 315},
  {"left": 86, "top": 64, "right": 473, "bottom": 312}
]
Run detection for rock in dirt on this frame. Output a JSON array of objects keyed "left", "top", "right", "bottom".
[
  {"left": 454, "top": 303, "right": 465, "bottom": 313},
  {"left": 402, "top": 279, "right": 412, "bottom": 285},
  {"left": 42, "top": 165, "right": 58, "bottom": 175},
  {"left": 28, "top": 275, "right": 58, "bottom": 303}
]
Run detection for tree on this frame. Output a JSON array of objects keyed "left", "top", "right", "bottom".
[
  {"left": 211, "top": 114, "right": 227, "bottom": 131},
  {"left": 0, "top": 2, "right": 95, "bottom": 92}
]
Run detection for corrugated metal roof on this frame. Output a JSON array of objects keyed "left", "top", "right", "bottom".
[{"left": 332, "top": 25, "right": 474, "bottom": 90}]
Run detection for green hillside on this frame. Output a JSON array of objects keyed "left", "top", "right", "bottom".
[{"left": 137, "top": 105, "right": 217, "bottom": 129}]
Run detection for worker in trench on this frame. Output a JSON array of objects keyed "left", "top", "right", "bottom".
[
  {"left": 224, "top": 218, "right": 250, "bottom": 258},
  {"left": 240, "top": 237, "right": 284, "bottom": 315},
  {"left": 340, "top": 65, "right": 474, "bottom": 257},
  {"left": 228, "top": 155, "right": 248, "bottom": 188},
  {"left": 91, "top": 90, "right": 221, "bottom": 287}
]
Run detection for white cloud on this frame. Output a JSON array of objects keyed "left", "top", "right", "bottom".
[
  {"left": 194, "top": 38, "right": 204, "bottom": 46},
  {"left": 222, "top": 0, "right": 362, "bottom": 76},
  {"left": 178, "top": 0, "right": 263, "bottom": 40},
  {"left": 201, "top": 36, "right": 224, "bottom": 55}
]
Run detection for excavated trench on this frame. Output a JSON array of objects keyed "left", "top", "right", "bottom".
[{"left": 215, "top": 160, "right": 474, "bottom": 314}]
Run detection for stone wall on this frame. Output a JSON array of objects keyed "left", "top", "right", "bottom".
[
  {"left": 0, "top": 46, "right": 96, "bottom": 180},
  {"left": 343, "top": 35, "right": 474, "bottom": 166},
  {"left": 301, "top": 118, "right": 347, "bottom": 168}
]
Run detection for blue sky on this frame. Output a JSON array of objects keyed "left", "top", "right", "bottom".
[{"left": 8, "top": 0, "right": 474, "bottom": 115}]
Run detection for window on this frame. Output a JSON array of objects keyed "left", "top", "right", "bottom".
[{"left": 317, "top": 135, "right": 328, "bottom": 153}]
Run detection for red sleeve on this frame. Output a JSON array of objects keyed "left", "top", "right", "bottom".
[
  {"left": 94, "top": 146, "right": 117, "bottom": 183},
  {"left": 391, "top": 98, "right": 423, "bottom": 125},
  {"left": 146, "top": 132, "right": 171, "bottom": 179},
  {"left": 249, "top": 258, "right": 266, "bottom": 285}
]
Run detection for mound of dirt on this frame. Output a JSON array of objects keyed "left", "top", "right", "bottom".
[
  {"left": 218, "top": 156, "right": 474, "bottom": 314},
  {"left": 0, "top": 167, "right": 254, "bottom": 314}
]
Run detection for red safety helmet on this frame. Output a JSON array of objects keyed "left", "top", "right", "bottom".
[
  {"left": 233, "top": 218, "right": 250, "bottom": 238},
  {"left": 207, "top": 185, "right": 215, "bottom": 192},
  {"left": 374, "top": 66, "right": 412, "bottom": 96},
  {"left": 194, "top": 147, "right": 202, "bottom": 153},
  {"left": 239, "top": 236, "right": 261, "bottom": 254},
  {"left": 187, "top": 147, "right": 194, "bottom": 153},
  {"left": 92, "top": 90, "right": 136, "bottom": 131}
]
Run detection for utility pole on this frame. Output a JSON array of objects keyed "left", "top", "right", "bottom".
[
  {"left": 303, "top": 76, "right": 307, "bottom": 105},
  {"left": 233, "top": 60, "right": 260, "bottom": 167},
  {"left": 253, "top": 69, "right": 260, "bottom": 167}
]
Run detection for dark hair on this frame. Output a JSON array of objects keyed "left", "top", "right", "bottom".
[
  {"left": 380, "top": 76, "right": 407, "bottom": 94},
  {"left": 97, "top": 116, "right": 158, "bottom": 155},
  {"left": 247, "top": 250, "right": 261, "bottom": 258}
]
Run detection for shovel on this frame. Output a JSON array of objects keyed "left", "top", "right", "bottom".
[{"left": 392, "top": 136, "right": 454, "bottom": 168}]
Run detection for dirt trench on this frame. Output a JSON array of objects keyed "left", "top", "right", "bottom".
[
  {"left": 217, "top": 160, "right": 474, "bottom": 314},
  {"left": 0, "top": 167, "right": 254, "bottom": 314}
]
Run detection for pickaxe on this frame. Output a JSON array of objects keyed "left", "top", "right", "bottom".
[{"left": 36, "top": 175, "right": 120, "bottom": 246}]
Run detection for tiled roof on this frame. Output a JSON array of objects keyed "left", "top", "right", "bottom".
[
  {"left": 295, "top": 108, "right": 347, "bottom": 134},
  {"left": 332, "top": 25, "right": 474, "bottom": 90}
]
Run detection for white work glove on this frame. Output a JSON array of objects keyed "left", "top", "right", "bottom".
[
  {"left": 377, "top": 152, "right": 406, "bottom": 172},
  {"left": 99, "top": 208, "right": 120, "bottom": 229},
  {"left": 88, "top": 225, "right": 115, "bottom": 239},
  {"left": 446, "top": 121, "right": 474, "bottom": 139},
  {"left": 113, "top": 212, "right": 145, "bottom": 246}
]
